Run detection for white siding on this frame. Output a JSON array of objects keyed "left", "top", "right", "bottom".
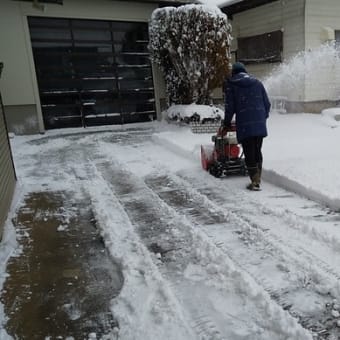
[
  {"left": 305, "top": 0, "right": 340, "bottom": 48},
  {"left": 231, "top": 0, "right": 305, "bottom": 62},
  {"left": 230, "top": 0, "right": 305, "bottom": 100},
  {"left": 304, "top": 0, "right": 340, "bottom": 102},
  {"left": 0, "top": 99, "right": 16, "bottom": 238}
]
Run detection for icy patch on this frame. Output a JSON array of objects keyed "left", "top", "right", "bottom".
[
  {"left": 62, "top": 303, "right": 81, "bottom": 321},
  {"left": 57, "top": 224, "right": 68, "bottom": 232}
]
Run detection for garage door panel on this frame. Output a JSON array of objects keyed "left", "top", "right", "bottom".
[
  {"left": 81, "top": 79, "right": 116, "bottom": 91},
  {"left": 119, "top": 80, "right": 153, "bottom": 91},
  {"left": 83, "top": 99, "right": 121, "bottom": 115},
  {"left": 43, "top": 106, "right": 82, "bottom": 129},
  {"left": 85, "top": 112, "right": 122, "bottom": 126},
  {"left": 112, "top": 22, "right": 148, "bottom": 40},
  {"left": 30, "top": 27, "right": 72, "bottom": 41},
  {"left": 117, "top": 54, "right": 151, "bottom": 67},
  {"left": 72, "top": 19, "right": 110, "bottom": 30},
  {"left": 28, "top": 16, "right": 156, "bottom": 129},
  {"left": 73, "top": 29, "right": 112, "bottom": 42},
  {"left": 28, "top": 17, "right": 69, "bottom": 27},
  {"left": 41, "top": 92, "right": 79, "bottom": 106},
  {"left": 39, "top": 79, "right": 81, "bottom": 92},
  {"left": 121, "top": 112, "right": 154, "bottom": 124},
  {"left": 116, "top": 42, "right": 149, "bottom": 54},
  {"left": 81, "top": 91, "right": 117, "bottom": 102}
]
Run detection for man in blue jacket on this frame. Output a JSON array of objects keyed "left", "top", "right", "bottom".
[{"left": 224, "top": 62, "right": 271, "bottom": 191}]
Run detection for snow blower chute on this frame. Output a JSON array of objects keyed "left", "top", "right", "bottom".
[{"left": 201, "top": 123, "right": 247, "bottom": 178}]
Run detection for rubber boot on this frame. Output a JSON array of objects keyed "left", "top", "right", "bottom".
[
  {"left": 246, "top": 167, "right": 260, "bottom": 191},
  {"left": 257, "top": 162, "right": 262, "bottom": 184}
]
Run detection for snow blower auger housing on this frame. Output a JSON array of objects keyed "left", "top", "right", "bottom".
[{"left": 201, "top": 124, "right": 247, "bottom": 178}]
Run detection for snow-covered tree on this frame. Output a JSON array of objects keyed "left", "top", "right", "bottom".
[{"left": 149, "top": 5, "right": 232, "bottom": 105}]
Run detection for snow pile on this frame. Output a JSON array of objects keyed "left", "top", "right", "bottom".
[
  {"left": 321, "top": 107, "right": 340, "bottom": 127},
  {"left": 165, "top": 103, "right": 223, "bottom": 123}
]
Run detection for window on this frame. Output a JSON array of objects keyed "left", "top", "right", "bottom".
[{"left": 237, "top": 30, "right": 283, "bottom": 64}]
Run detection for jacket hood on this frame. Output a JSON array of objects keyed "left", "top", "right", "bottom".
[{"left": 228, "top": 72, "right": 258, "bottom": 88}]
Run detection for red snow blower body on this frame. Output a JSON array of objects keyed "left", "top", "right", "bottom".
[{"left": 201, "top": 123, "right": 247, "bottom": 178}]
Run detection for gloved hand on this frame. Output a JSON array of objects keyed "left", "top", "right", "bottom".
[
  {"left": 220, "top": 122, "right": 230, "bottom": 136},
  {"left": 223, "top": 121, "right": 232, "bottom": 129}
]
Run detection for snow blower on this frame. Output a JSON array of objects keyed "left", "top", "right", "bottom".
[{"left": 201, "top": 123, "right": 247, "bottom": 178}]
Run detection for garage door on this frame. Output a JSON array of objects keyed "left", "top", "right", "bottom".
[{"left": 28, "top": 17, "right": 156, "bottom": 129}]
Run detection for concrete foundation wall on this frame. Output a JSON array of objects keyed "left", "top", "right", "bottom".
[
  {"left": 286, "top": 100, "right": 338, "bottom": 113},
  {"left": 4, "top": 105, "right": 40, "bottom": 135}
]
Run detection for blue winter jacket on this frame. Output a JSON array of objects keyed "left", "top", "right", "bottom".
[{"left": 224, "top": 72, "right": 271, "bottom": 143}]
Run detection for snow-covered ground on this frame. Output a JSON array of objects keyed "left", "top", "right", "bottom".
[
  {"left": 157, "top": 109, "right": 340, "bottom": 210},
  {"left": 1, "top": 107, "right": 340, "bottom": 339}
]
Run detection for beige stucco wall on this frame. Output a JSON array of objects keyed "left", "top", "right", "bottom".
[
  {"left": 0, "top": 2, "right": 38, "bottom": 107},
  {"left": 0, "top": 0, "right": 162, "bottom": 134}
]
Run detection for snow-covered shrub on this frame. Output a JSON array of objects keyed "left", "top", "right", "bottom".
[{"left": 149, "top": 5, "right": 231, "bottom": 106}]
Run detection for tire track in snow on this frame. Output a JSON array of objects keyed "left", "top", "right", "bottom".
[
  {"left": 179, "top": 170, "right": 340, "bottom": 286},
  {"left": 73, "top": 160, "right": 197, "bottom": 340},
  {"left": 95, "top": 161, "right": 312, "bottom": 340},
  {"left": 95, "top": 162, "right": 234, "bottom": 340},
  {"left": 180, "top": 170, "right": 340, "bottom": 260},
  {"left": 144, "top": 171, "right": 340, "bottom": 340}
]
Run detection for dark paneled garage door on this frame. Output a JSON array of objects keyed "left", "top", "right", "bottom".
[{"left": 28, "top": 17, "right": 156, "bottom": 129}]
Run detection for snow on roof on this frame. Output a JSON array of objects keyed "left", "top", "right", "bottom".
[
  {"left": 152, "top": 2, "right": 226, "bottom": 17},
  {"left": 197, "top": 0, "right": 243, "bottom": 8}
]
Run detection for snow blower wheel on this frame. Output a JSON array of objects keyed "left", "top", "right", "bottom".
[
  {"left": 200, "top": 123, "right": 247, "bottom": 177},
  {"left": 209, "top": 164, "right": 223, "bottom": 178}
]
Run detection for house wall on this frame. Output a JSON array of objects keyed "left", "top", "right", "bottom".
[
  {"left": 0, "top": 0, "right": 161, "bottom": 134},
  {"left": 0, "top": 93, "right": 16, "bottom": 240},
  {"left": 305, "top": 0, "right": 340, "bottom": 48},
  {"left": 229, "top": 0, "right": 306, "bottom": 102},
  {"left": 304, "top": 0, "right": 340, "bottom": 104}
]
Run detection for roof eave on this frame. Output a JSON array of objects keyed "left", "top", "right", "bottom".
[{"left": 221, "top": 0, "right": 277, "bottom": 18}]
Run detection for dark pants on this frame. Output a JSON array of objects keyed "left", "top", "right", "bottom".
[{"left": 241, "top": 136, "right": 263, "bottom": 180}]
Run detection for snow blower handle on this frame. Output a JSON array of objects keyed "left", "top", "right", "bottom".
[{"left": 219, "top": 122, "right": 235, "bottom": 136}]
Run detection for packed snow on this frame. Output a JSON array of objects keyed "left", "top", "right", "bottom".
[{"left": 1, "top": 102, "right": 340, "bottom": 339}]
